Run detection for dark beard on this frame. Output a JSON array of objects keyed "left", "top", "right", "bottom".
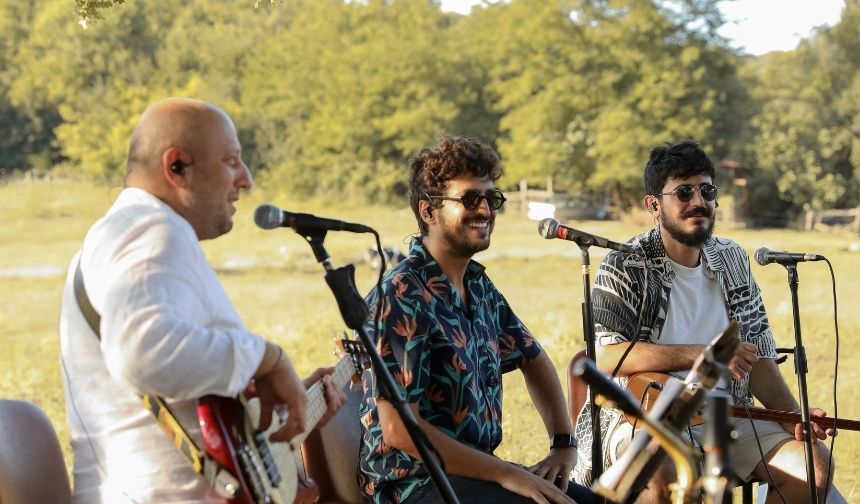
[
  {"left": 662, "top": 207, "right": 715, "bottom": 247},
  {"left": 441, "top": 220, "right": 491, "bottom": 259}
]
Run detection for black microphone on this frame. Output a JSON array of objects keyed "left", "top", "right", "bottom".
[
  {"left": 254, "top": 203, "right": 372, "bottom": 234},
  {"left": 754, "top": 247, "right": 824, "bottom": 266},
  {"left": 538, "top": 218, "right": 635, "bottom": 254},
  {"left": 573, "top": 359, "right": 643, "bottom": 420}
]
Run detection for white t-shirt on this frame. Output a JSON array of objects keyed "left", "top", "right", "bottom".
[
  {"left": 59, "top": 188, "right": 266, "bottom": 503},
  {"left": 658, "top": 259, "right": 730, "bottom": 389}
]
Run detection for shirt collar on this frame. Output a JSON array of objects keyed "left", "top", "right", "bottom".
[
  {"left": 637, "top": 227, "right": 722, "bottom": 278},
  {"left": 407, "top": 236, "right": 486, "bottom": 288},
  {"left": 112, "top": 187, "right": 198, "bottom": 242}
]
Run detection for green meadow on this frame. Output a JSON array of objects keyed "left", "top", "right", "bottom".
[{"left": 2, "top": 178, "right": 859, "bottom": 499}]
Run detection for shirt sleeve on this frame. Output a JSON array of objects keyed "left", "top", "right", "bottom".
[
  {"left": 495, "top": 290, "right": 542, "bottom": 373},
  {"left": 736, "top": 252, "right": 778, "bottom": 359},
  {"left": 592, "top": 251, "right": 642, "bottom": 345},
  {"left": 92, "top": 210, "right": 265, "bottom": 400}
]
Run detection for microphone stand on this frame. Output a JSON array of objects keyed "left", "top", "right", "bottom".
[
  {"left": 299, "top": 229, "right": 460, "bottom": 504},
  {"left": 573, "top": 239, "right": 605, "bottom": 492},
  {"left": 701, "top": 392, "right": 734, "bottom": 504},
  {"left": 782, "top": 264, "right": 818, "bottom": 504}
]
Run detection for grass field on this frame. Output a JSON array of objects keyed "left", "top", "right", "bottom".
[{"left": 2, "top": 178, "right": 859, "bottom": 500}]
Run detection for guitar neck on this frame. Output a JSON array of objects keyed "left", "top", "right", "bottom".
[
  {"left": 730, "top": 406, "right": 860, "bottom": 432},
  {"left": 294, "top": 356, "right": 356, "bottom": 445}
]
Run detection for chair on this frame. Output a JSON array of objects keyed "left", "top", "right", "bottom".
[
  {"left": 0, "top": 399, "right": 72, "bottom": 504},
  {"left": 565, "top": 351, "right": 763, "bottom": 503},
  {"left": 566, "top": 349, "right": 589, "bottom": 425},
  {"left": 300, "top": 383, "right": 364, "bottom": 504}
]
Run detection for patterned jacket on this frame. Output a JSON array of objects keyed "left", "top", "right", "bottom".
[
  {"left": 573, "top": 228, "right": 777, "bottom": 483},
  {"left": 357, "top": 237, "right": 542, "bottom": 503}
]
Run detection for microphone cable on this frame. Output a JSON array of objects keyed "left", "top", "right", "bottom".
[
  {"left": 371, "top": 230, "right": 387, "bottom": 345},
  {"left": 823, "top": 257, "right": 839, "bottom": 501},
  {"left": 734, "top": 393, "right": 788, "bottom": 504}
]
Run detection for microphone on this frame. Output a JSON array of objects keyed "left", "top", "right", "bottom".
[
  {"left": 254, "top": 203, "right": 372, "bottom": 234},
  {"left": 538, "top": 218, "right": 635, "bottom": 254},
  {"left": 573, "top": 359, "right": 644, "bottom": 420},
  {"left": 754, "top": 247, "right": 824, "bottom": 266}
]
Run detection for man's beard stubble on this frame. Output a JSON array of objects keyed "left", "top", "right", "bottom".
[
  {"left": 661, "top": 206, "right": 715, "bottom": 247},
  {"left": 440, "top": 217, "right": 492, "bottom": 259}
]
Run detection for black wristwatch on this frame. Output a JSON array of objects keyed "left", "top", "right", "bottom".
[{"left": 550, "top": 433, "right": 577, "bottom": 450}]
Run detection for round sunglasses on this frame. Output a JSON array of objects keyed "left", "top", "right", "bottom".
[
  {"left": 426, "top": 189, "right": 507, "bottom": 211},
  {"left": 653, "top": 183, "right": 718, "bottom": 203}
]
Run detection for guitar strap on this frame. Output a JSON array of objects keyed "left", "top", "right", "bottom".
[{"left": 73, "top": 257, "right": 241, "bottom": 500}]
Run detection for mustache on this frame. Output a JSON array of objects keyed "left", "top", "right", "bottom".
[{"left": 682, "top": 207, "right": 712, "bottom": 218}]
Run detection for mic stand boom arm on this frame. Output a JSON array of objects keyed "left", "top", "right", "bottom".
[{"left": 301, "top": 231, "right": 460, "bottom": 504}]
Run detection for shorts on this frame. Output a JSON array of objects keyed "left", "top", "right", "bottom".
[
  {"left": 690, "top": 417, "right": 793, "bottom": 481},
  {"left": 589, "top": 413, "right": 793, "bottom": 484}
]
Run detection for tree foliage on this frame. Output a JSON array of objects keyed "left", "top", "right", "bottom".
[
  {"left": 739, "top": 0, "right": 859, "bottom": 220},
  {"left": 0, "top": 0, "right": 856, "bottom": 220}
]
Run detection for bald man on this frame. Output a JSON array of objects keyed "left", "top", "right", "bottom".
[{"left": 59, "top": 98, "right": 345, "bottom": 503}]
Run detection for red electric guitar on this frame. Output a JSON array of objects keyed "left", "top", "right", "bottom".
[{"left": 197, "top": 339, "right": 368, "bottom": 504}]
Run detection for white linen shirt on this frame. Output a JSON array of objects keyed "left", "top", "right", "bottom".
[{"left": 59, "top": 187, "right": 266, "bottom": 503}]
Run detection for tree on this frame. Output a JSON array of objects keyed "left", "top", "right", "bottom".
[
  {"left": 0, "top": 1, "right": 58, "bottom": 174},
  {"left": 242, "top": 0, "right": 472, "bottom": 202},
  {"left": 740, "top": 1, "right": 859, "bottom": 217}
]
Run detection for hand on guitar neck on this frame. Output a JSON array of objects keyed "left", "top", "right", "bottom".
[
  {"left": 198, "top": 339, "right": 366, "bottom": 504},
  {"left": 300, "top": 367, "right": 348, "bottom": 430},
  {"left": 254, "top": 343, "right": 311, "bottom": 444}
]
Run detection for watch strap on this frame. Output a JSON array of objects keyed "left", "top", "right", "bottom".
[{"left": 550, "top": 433, "right": 577, "bottom": 449}]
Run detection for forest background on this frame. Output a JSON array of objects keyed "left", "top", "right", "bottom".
[
  {"left": 2, "top": 0, "right": 859, "bottom": 223},
  {"left": 2, "top": 0, "right": 860, "bottom": 500}
]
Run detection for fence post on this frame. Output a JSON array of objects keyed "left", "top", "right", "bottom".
[
  {"left": 519, "top": 179, "right": 528, "bottom": 215},
  {"left": 804, "top": 209, "right": 815, "bottom": 231}
]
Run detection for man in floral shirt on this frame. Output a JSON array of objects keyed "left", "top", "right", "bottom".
[{"left": 357, "top": 136, "right": 593, "bottom": 504}]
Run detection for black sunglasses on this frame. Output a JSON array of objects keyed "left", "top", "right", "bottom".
[
  {"left": 654, "top": 183, "right": 718, "bottom": 203},
  {"left": 426, "top": 189, "right": 507, "bottom": 211}
]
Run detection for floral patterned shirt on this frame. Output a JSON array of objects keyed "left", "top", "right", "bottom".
[{"left": 357, "top": 237, "right": 542, "bottom": 503}]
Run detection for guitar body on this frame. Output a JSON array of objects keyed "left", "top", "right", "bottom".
[
  {"left": 198, "top": 394, "right": 308, "bottom": 504},
  {"left": 196, "top": 339, "right": 368, "bottom": 504},
  {"left": 623, "top": 372, "right": 680, "bottom": 426}
]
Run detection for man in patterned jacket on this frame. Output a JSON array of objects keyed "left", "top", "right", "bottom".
[
  {"left": 572, "top": 140, "right": 842, "bottom": 503},
  {"left": 357, "top": 136, "right": 594, "bottom": 504}
]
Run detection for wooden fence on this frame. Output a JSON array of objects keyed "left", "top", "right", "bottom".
[{"left": 804, "top": 207, "right": 860, "bottom": 232}]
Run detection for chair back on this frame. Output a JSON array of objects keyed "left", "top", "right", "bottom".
[
  {"left": 0, "top": 399, "right": 72, "bottom": 504},
  {"left": 567, "top": 349, "right": 590, "bottom": 424},
  {"left": 301, "top": 383, "right": 364, "bottom": 504}
]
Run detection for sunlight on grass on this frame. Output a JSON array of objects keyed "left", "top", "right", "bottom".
[{"left": 2, "top": 178, "right": 859, "bottom": 499}]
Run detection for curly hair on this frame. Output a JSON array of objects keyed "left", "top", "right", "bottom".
[
  {"left": 408, "top": 136, "right": 501, "bottom": 236},
  {"left": 644, "top": 140, "right": 715, "bottom": 195}
]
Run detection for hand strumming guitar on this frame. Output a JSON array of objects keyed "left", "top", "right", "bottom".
[{"left": 728, "top": 341, "right": 758, "bottom": 380}]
